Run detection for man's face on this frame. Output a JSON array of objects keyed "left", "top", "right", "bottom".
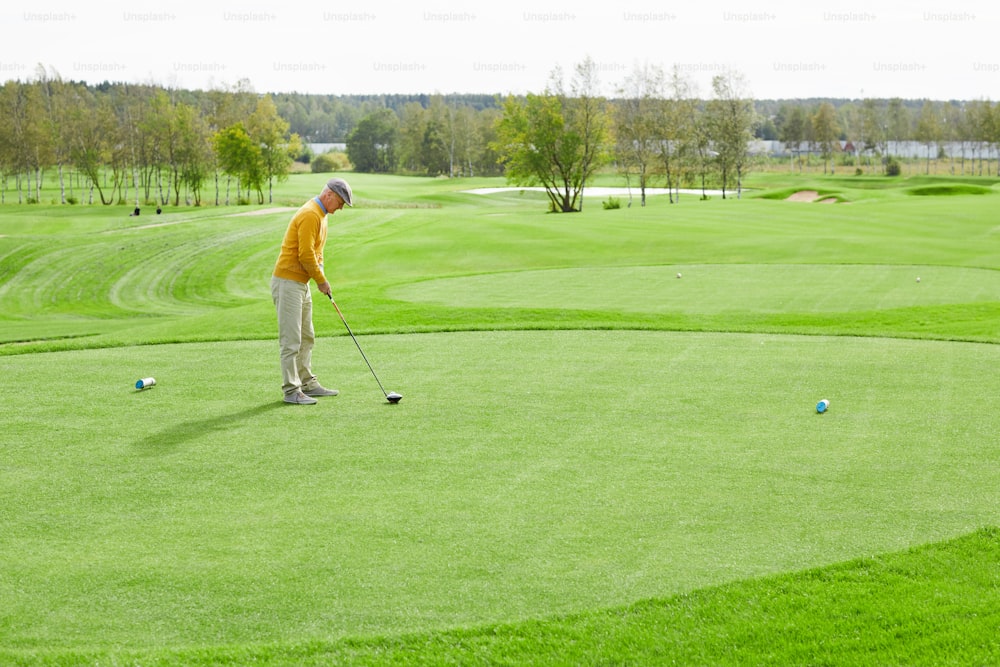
[{"left": 321, "top": 187, "right": 346, "bottom": 213}]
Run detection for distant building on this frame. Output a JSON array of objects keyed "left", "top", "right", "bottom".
[{"left": 308, "top": 143, "right": 347, "bottom": 154}]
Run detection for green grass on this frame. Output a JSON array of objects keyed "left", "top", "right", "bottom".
[
  {"left": 4, "top": 526, "right": 999, "bottom": 665},
  {"left": 1, "top": 171, "right": 999, "bottom": 665},
  {"left": 906, "top": 184, "right": 995, "bottom": 196}
]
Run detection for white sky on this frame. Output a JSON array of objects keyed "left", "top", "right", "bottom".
[{"left": 1, "top": 0, "right": 997, "bottom": 100}]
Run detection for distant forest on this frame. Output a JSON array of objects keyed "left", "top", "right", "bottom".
[
  {"left": 266, "top": 92, "right": 950, "bottom": 143},
  {"left": 269, "top": 93, "right": 502, "bottom": 142}
]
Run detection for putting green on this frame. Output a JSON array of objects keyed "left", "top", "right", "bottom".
[
  {"left": 390, "top": 264, "right": 1000, "bottom": 314},
  {"left": 2, "top": 329, "right": 998, "bottom": 648}
]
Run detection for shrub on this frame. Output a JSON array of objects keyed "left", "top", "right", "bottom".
[
  {"left": 886, "top": 158, "right": 902, "bottom": 176},
  {"left": 311, "top": 152, "right": 352, "bottom": 173},
  {"left": 602, "top": 196, "right": 621, "bottom": 210}
]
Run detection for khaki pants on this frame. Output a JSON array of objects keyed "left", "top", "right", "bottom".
[{"left": 271, "top": 276, "right": 317, "bottom": 395}]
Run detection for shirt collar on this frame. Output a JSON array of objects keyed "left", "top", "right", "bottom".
[{"left": 313, "top": 196, "right": 328, "bottom": 214}]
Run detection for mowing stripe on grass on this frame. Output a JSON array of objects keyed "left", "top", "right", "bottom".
[
  {"left": 2, "top": 331, "right": 997, "bottom": 650},
  {"left": 391, "top": 264, "right": 1000, "bottom": 314}
]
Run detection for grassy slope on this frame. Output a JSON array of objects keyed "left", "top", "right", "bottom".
[
  {"left": 1, "top": 172, "right": 999, "bottom": 665},
  {"left": 5, "top": 529, "right": 998, "bottom": 665},
  {"left": 3, "top": 173, "right": 999, "bottom": 353}
]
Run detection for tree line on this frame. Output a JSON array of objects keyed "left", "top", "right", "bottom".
[
  {"left": 772, "top": 97, "right": 1000, "bottom": 177},
  {"left": 0, "top": 71, "right": 299, "bottom": 206},
  {"left": 343, "top": 60, "right": 998, "bottom": 210},
  {"left": 2, "top": 65, "right": 997, "bottom": 210}
]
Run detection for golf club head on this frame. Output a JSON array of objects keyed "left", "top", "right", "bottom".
[{"left": 386, "top": 392, "right": 402, "bottom": 404}]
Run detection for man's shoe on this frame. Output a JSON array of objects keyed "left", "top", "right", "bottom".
[
  {"left": 303, "top": 384, "right": 339, "bottom": 397},
  {"left": 284, "top": 391, "right": 318, "bottom": 405}
]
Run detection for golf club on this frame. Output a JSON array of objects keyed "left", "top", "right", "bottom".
[{"left": 327, "top": 294, "right": 402, "bottom": 404}]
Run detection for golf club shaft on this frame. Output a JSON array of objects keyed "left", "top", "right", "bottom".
[{"left": 327, "top": 294, "right": 389, "bottom": 397}]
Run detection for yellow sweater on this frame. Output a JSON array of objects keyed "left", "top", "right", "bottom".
[{"left": 272, "top": 199, "right": 328, "bottom": 284}]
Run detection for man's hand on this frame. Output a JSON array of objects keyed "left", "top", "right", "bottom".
[{"left": 317, "top": 281, "right": 332, "bottom": 297}]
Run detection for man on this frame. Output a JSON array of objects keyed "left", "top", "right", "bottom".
[{"left": 271, "top": 177, "right": 353, "bottom": 404}]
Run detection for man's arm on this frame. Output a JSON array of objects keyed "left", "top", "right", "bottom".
[{"left": 296, "top": 216, "right": 328, "bottom": 290}]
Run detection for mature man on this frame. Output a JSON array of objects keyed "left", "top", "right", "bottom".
[{"left": 271, "top": 178, "right": 353, "bottom": 404}]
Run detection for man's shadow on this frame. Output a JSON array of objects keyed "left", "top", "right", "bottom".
[{"left": 136, "top": 401, "right": 283, "bottom": 454}]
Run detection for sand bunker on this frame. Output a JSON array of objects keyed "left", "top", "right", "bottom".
[{"left": 786, "top": 191, "right": 819, "bottom": 202}]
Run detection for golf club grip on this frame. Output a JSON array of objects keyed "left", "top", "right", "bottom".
[{"left": 327, "top": 293, "right": 353, "bottom": 336}]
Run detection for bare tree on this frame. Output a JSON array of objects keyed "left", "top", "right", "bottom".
[
  {"left": 565, "top": 57, "right": 611, "bottom": 212},
  {"left": 658, "top": 65, "right": 698, "bottom": 203},
  {"left": 615, "top": 63, "right": 664, "bottom": 207}
]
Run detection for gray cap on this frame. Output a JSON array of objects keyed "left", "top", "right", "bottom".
[{"left": 326, "top": 177, "right": 353, "bottom": 207}]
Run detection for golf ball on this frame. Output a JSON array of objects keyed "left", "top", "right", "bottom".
[
  {"left": 916, "top": 277, "right": 921, "bottom": 283},
  {"left": 676, "top": 273, "right": 682, "bottom": 279}
]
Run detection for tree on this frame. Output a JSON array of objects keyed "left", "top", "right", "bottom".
[
  {"left": 213, "top": 123, "right": 262, "bottom": 204},
  {"left": 615, "top": 63, "right": 664, "bottom": 206},
  {"left": 247, "top": 95, "right": 296, "bottom": 203},
  {"left": 204, "top": 80, "right": 259, "bottom": 205},
  {"left": 475, "top": 108, "right": 503, "bottom": 177},
  {"left": 988, "top": 101, "right": 1000, "bottom": 177},
  {"left": 706, "top": 71, "right": 756, "bottom": 198},
  {"left": 397, "top": 102, "right": 427, "bottom": 173},
  {"left": 811, "top": 102, "right": 840, "bottom": 174},
  {"left": 837, "top": 102, "right": 860, "bottom": 163},
  {"left": 941, "top": 102, "right": 962, "bottom": 174},
  {"left": 173, "top": 102, "right": 214, "bottom": 206},
  {"left": 347, "top": 108, "right": 399, "bottom": 173},
  {"left": 107, "top": 83, "right": 156, "bottom": 207},
  {"left": 887, "top": 98, "right": 910, "bottom": 172},
  {"left": 778, "top": 104, "right": 807, "bottom": 172},
  {"left": 493, "top": 93, "right": 567, "bottom": 210},
  {"left": 915, "top": 100, "right": 942, "bottom": 174},
  {"left": 0, "top": 80, "right": 54, "bottom": 203},
  {"left": 70, "top": 94, "right": 121, "bottom": 205},
  {"left": 859, "top": 99, "right": 886, "bottom": 172},
  {"left": 398, "top": 97, "right": 495, "bottom": 177},
  {"left": 421, "top": 96, "right": 452, "bottom": 176},
  {"left": 0, "top": 83, "right": 25, "bottom": 201},
  {"left": 657, "top": 65, "right": 698, "bottom": 203},
  {"left": 37, "top": 68, "right": 76, "bottom": 204},
  {"left": 144, "top": 89, "right": 180, "bottom": 205},
  {"left": 451, "top": 105, "right": 482, "bottom": 177},
  {"left": 492, "top": 57, "right": 610, "bottom": 213},
  {"left": 564, "top": 57, "right": 611, "bottom": 211},
  {"left": 965, "top": 99, "right": 995, "bottom": 176}
]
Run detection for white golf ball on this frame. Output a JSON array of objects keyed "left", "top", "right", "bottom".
[
  {"left": 676, "top": 273, "right": 682, "bottom": 279},
  {"left": 916, "top": 277, "right": 921, "bottom": 283}
]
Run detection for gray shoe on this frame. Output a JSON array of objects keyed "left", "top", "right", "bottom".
[
  {"left": 284, "top": 391, "right": 318, "bottom": 405},
  {"left": 303, "top": 384, "right": 339, "bottom": 397}
]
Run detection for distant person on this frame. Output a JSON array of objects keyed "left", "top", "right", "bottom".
[
  {"left": 271, "top": 177, "right": 353, "bottom": 405},
  {"left": 130, "top": 206, "right": 140, "bottom": 217},
  {"left": 156, "top": 206, "right": 162, "bottom": 214}
]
